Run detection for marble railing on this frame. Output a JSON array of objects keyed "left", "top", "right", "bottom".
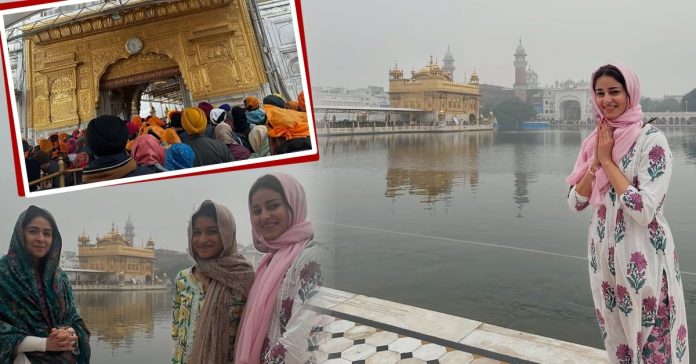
[{"left": 310, "top": 287, "right": 609, "bottom": 364}]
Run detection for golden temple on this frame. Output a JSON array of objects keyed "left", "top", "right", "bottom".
[
  {"left": 389, "top": 56, "right": 481, "bottom": 123},
  {"left": 78, "top": 219, "right": 156, "bottom": 284}
]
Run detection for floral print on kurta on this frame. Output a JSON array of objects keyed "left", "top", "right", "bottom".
[
  {"left": 260, "top": 240, "right": 332, "bottom": 364},
  {"left": 171, "top": 268, "right": 245, "bottom": 364},
  {"left": 568, "top": 125, "right": 688, "bottom": 363}
]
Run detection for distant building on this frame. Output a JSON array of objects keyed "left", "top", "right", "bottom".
[
  {"left": 513, "top": 38, "right": 528, "bottom": 102},
  {"left": 312, "top": 86, "right": 389, "bottom": 107},
  {"left": 60, "top": 250, "right": 80, "bottom": 269},
  {"left": 78, "top": 221, "right": 156, "bottom": 284},
  {"left": 479, "top": 84, "right": 514, "bottom": 112},
  {"left": 257, "top": 0, "right": 303, "bottom": 100},
  {"left": 389, "top": 55, "right": 481, "bottom": 123},
  {"left": 505, "top": 38, "right": 593, "bottom": 123},
  {"left": 538, "top": 79, "right": 593, "bottom": 123}
]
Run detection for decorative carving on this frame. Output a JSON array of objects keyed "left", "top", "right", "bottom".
[
  {"left": 49, "top": 75, "right": 77, "bottom": 122},
  {"left": 102, "top": 53, "right": 178, "bottom": 81},
  {"left": 31, "top": 0, "right": 233, "bottom": 42},
  {"left": 206, "top": 44, "right": 230, "bottom": 59},
  {"left": 79, "top": 90, "right": 93, "bottom": 119},
  {"left": 26, "top": 0, "right": 266, "bottom": 130},
  {"left": 33, "top": 96, "right": 48, "bottom": 125}
]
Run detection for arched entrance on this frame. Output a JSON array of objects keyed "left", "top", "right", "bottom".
[
  {"left": 560, "top": 99, "right": 581, "bottom": 122},
  {"left": 98, "top": 52, "right": 190, "bottom": 121}
]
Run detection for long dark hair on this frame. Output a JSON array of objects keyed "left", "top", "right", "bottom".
[{"left": 592, "top": 64, "right": 629, "bottom": 102}]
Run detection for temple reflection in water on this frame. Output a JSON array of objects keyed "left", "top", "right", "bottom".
[{"left": 74, "top": 290, "right": 169, "bottom": 349}]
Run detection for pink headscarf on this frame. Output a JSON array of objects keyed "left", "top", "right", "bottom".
[
  {"left": 131, "top": 134, "right": 165, "bottom": 166},
  {"left": 567, "top": 63, "right": 644, "bottom": 206},
  {"left": 66, "top": 138, "right": 77, "bottom": 154},
  {"left": 235, "top": 173, "right": 314, "bottom": 364}
]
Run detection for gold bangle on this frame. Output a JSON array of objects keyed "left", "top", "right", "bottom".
[{"left": 587, "top": 165, "right": 596, "bottom": 176}]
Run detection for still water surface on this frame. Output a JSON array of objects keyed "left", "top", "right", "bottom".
[{"left": 77, "top": 127, "right": 696, "bottom": 362}]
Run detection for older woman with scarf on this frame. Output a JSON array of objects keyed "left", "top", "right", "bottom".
[
  {"left": 0, "top": 206, "right": 90, "bottom": 363},
  {"left": 567, "top": 64, "right": 688, "bottom": 363},
  {"left": 235, "top": 173, "right": 331, "bottom": 364},
  {"left": 172, "top": 200, "right": 255, "bottom": 364}
]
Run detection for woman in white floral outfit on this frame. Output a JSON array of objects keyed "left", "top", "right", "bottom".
[
  {"left": 567, "top": 63, "right": 688, "bottom": 364},
  {"left": 235, "top": 173, "right": 331, "bottom": 364}
]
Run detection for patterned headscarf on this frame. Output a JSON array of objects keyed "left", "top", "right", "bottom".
[
  {"left": 0, "top": 206, "right": 91, "bottom": 363},
  {"left": 187, "top": 201, "right": 255, "bottom": 364},
  {"left": 235, "top": 174, "right": 314, "bottom": 364}
]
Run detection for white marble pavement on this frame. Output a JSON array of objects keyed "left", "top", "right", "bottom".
[{"left": 309, "top": 287, "right": 609, "bottom": 364}]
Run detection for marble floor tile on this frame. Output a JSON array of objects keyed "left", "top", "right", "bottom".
[
  {"left": 412, "top": 343, "right": 446, "bottom": 361},
  {"left": 395, "top": 358, "right": 425, "bottom": 364},
  {"left": 387, "top": 337, "right": 422, "bottom": 354},
  {"left": 439, "top": 351, "right": 475, "bottom": 364},
  {"left": 345, "top": 325, "right": 378, "bottom": 340},
  {"left": 366, "top": 331, "right": 399, "bottom": 347},
  {"left": 320, "top": 337, "right": 354, "bottom": 354},
  {"left": 324, "top": 319, "right": 356, "bottom": 334},
  {"left": 341, "top": 343, "right": 378, "bottom": 361},
  {"left": 365, "top": 350, "right": 401, "bottom": 364}
]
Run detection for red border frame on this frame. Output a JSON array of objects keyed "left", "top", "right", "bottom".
[{"left": 4, "top": 0, "right": 318, "bottom": 197}]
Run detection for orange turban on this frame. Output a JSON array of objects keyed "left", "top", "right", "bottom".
[
  {"left": 244, "top": 96, "right": 260, "bottom": 110},
  {"left": 58, "top": 140, "right": 69, "bottom": 154},
  {"left": 298, "top": 91, "right": 306, "bottom": 112},
  {"left": 181, "top": 107, "right": 208, "bottom": 135},
  {"left": 141, "top": 124, "right": 165, "bottom": 141},
  {"left": 265, "top": 104, "right": 310, "bottom": 140},
  {"left": 149, "top": 116, "right": 166, "bottom": 128},
  {"left": 39, "top": 139, "right": 52, "bottom": 154},
  {"left": 131, "top": 115, "right": 143, "bottom": 128},
  {"left": 285, "top": 101, "right": 300, "bottom": 111},
  {"left": 162, "top": 128, "right": 182, "bottom": 145}
]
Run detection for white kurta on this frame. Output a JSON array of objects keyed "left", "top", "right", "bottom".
[
  {"left": 568, "top": 125, "right": 688, "bottom": 363},
  {"left": 260, "top": 240, "right": 333, "bottom": 364}
]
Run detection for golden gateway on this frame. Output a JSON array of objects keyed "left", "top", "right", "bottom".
[{"left": 24, "top": 0, "right": 267, "bottom": 132}]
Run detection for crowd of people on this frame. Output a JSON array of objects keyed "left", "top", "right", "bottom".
[
  {"left": 22, "top": 92, "right": 312, "bottom": 190},
  {"left": 1, "top": 173, "right": 330, "bottom": 364}
]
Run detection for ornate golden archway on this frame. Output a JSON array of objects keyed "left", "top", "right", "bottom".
[
  {"left": 98, "top": 52, "right": 184, "bottom": 120},
  {"left": 25, "top": 0, "right": 267, "bottom": 132}
]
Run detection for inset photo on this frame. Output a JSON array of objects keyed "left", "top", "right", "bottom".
[{"left": 2, "top": 0, "right": 317, "bottom": 197}]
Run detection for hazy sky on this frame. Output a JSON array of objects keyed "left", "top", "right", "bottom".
[{"left": 301, "top": 0, "right": 696, "bottom": 98}]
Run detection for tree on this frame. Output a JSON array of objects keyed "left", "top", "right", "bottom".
[
  {"left": 653, "top": 98, "right": 681, "bottom": 112},
  {"left": 640, "top": 97, "right": 656, "bottom": 112},
  {"left": 681, "top": 88, "right": 696, "bottom": 112},
  {"left": 492, "top": 97, "right": 537, "bottom": 128}
]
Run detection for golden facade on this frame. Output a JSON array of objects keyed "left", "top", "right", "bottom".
[
  {"left": 389, "top": 57, "right": 480, "bottom": 123},
  {"left": 78, "top": 226, "right": 156, "bottom": 283},
  {"left": 25, "top": 0, "right": 267, "bottom": 131}
]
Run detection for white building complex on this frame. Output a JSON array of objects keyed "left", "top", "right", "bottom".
[{"left": 538, "top": 80, "right": 593, "bottom": 123}]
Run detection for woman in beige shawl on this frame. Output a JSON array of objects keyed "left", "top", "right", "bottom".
[{"left": 171, "top": 200, "right": 255, "bottom": 363}]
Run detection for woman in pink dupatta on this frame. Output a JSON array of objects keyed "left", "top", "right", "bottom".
[
  {"left": 567, "top": 64, "right": 688, "bottom": 363},
  {"left": 235, "top": 173, "right": 331, "bottom": 364}
]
